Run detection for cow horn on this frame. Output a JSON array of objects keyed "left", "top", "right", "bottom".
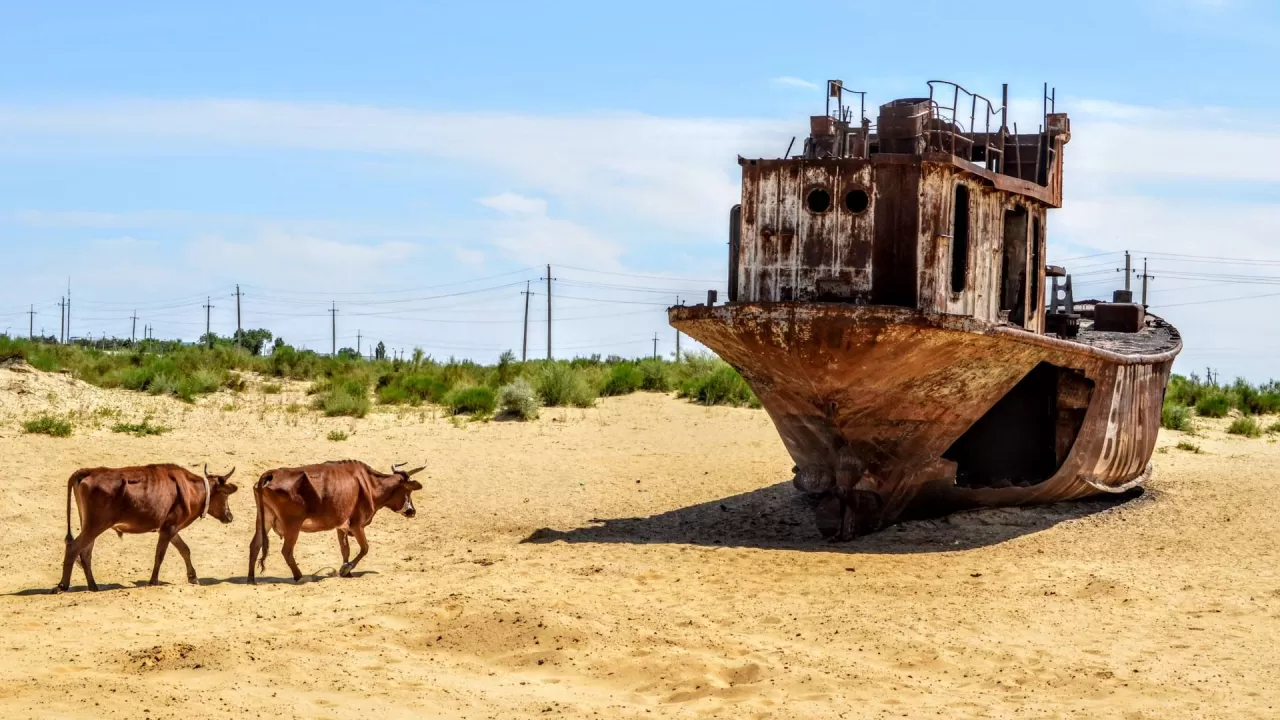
[
  {"left": 404, "top": 465, "right": 427, "bottom": 477},
  {"left": 203, "top": 463, "right": 209, "bottom": 478},
  {"left": 224, "top": 467, "right": 235, "bottom": 481},
  {"left": 391, "top": 462, "right": 407, "bottom": 473}
]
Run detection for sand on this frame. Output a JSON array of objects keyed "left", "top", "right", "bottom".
[{"left": 0, "top": 362, "right": 1277, "bottom": 719}]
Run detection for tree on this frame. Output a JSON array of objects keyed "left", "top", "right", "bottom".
[
  {"left": 337, "top": 347, "right": 361, "bottom": 360},
  {"left": 235, "top": 328, "right": 274, "bottom": 355},
  {"left": 375, "top": 341, "right": 386, "bottom": 361}
]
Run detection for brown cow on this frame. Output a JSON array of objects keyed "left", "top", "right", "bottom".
[
  {"left": 55, "top": 464, "right": 238, "bottom": 593},
  {"left": 248, "top": 460, "right": 424, "bottom": 584}
]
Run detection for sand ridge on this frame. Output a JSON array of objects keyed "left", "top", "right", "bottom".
[{"left": 0, "top": 365, "right": 1277, "bottom": 718}]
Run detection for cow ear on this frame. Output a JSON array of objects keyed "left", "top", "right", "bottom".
[
  {"left": 406, "top": 480, "right": 423, "bottom": 491},
  {"left": 224, "top": 483, "right": 239, "bottom": 494}
]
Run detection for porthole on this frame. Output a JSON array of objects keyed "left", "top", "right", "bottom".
[
  {"left": 845, "top": 188, "right": 870, "bottom": 214},
  {"left": 805, "top": 187, "right": 832, "bottom": 214}
]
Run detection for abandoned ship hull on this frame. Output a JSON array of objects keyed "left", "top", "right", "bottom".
[{"left": 670, "top": 302, "right": 1181, "bottom": 539}]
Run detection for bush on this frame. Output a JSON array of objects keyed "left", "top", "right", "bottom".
[
  {"left": 1227, "top": 416, "right": 1261, "bottom": 438},
  {"left": 445, "top": 385, "right": 497, "bottom": 416},
  {"left": 377, "top": 371, "right": 450, "bottom": 406},
  {"left": 1195, "top": 391, "right": 1231, "bottom": 418},
  {"left": 326, "top": 430, "right": 349, "bottom": 442},
  {"left": 23, "top": 415, "right": 72, "bottom": 437},
  {"left": 1175, "top": 441, "right": 1202, "bottom": 453},
  {"left": 1161, "top": 402, "right": 1192, "bottom": 432},
  {"left": 111, "top": 416, "right": 170, "bottom": 437},
  {"left": 537, "top": 363, "right": 596, "bottom": 408},
  {"left": 497, "top": 378, "right": 539, "bottom": 420},
  {"left": 313, "top": 376, "right": 372, "bottom": 418},
  {"left": 601, "top": 362, "right": 644, "bottom": 396},
  {"left": 679, "top": 363, "right": 760, "bottom": 408},
  {"left": 260, "top": 382, "right": 283, "bottom": 394},
  {"left": 637, "top": 359, "right": 672, "bottom": 392}
]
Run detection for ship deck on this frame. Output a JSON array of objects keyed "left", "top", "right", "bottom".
[{"left": 1058, "top": 304, "right": 1181, "bottom": 356}]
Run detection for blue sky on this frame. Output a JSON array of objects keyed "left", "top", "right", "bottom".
[{"left": 3, "top": 0, "right": 1280, "bottom": 376}]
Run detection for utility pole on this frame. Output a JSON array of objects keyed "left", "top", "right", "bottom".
[
  {"left": 1138, "top": 258, "right": 1154, "bottom": 307},
  {"left": 58, "top": 297, "right": 66, "bottom": 344},
  {"left": 653, "top": 333, "right": 659, "bottom": 360},
  {"left": 27, "top": 305, "right": 35, "bottom": 340},
  {"left": 542, "top": 265, "right": 555, "bottom": 360},
  {"left": 66, "top": 279, "right": 71, "bottom": 344},
  {"left": 1116, "top": 250, "right": 1132, "bottom": 292},
  {"left": 520, "top": 281, "right": 534, "bottom": 362},
  {"left": 328, "top": 302, "right": 338, "bottom": 356},
  {"left": 203, "top": 296, "right": 215, "bottom": 348},
  {"left": 130, "top": 310, "right": 138, "bottom": 343},
  {"left": 357, "top": 330, "right": 362, "bottom": 356},
  {"left": 674, "top": 295, "right": 681, "bottom": 362},
  {"left": 233, "top": 284, "right": 244, "bottom": 347}
]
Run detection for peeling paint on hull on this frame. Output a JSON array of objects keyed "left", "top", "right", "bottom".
[{"left": 670, "top": 302, "right": 1181, "bottom": 540}]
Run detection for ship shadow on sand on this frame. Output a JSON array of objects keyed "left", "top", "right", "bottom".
[{"left": 522, "top": 482, "right": 1148, "bottom": 554}]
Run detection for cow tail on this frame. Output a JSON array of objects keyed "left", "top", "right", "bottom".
[
  {"left": 254, "top": 474, "right": 269, "bottom": 572},
  {"left": 65, "top": 469, "right": 91, "bottom": 543}
]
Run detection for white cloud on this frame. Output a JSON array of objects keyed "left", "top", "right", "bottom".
[
  {"left": 0, "top": 100, "right": 791, "bottom": 236},
  {"left": 771, "top": 76, "right": 819, "bottom": 90},
  {"left": 452, "top": 246, "right": 486, "bottom": 267},
  {"left": 479, "top": 192, "right": 547, "bottom": 215}
]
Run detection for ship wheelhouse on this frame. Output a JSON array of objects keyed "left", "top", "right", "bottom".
[{"left": 729, "top": 80, "right": 1070, "bottom": 334}]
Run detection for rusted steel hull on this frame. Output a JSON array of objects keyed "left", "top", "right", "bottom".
[{"left": 670, "top": 303, "right": 1181, "bottom": 539}]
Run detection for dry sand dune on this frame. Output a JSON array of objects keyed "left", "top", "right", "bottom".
[{"left": 0, "top": 363, "right": 1278, "bottom": 718}]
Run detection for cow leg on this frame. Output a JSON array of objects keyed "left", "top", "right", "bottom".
[
  {"left": 56, "top": 527, "right": 103, "bottom": 593},
  {"left": 280, "top": 526, "right": 304, "bottom": 582},
  {"left": 337, "top": 530, "right": 351, "bottom": 565},
  {"left": 79, "top": 538, "right": 99, "bottom": 592},
  {"left": 170, "top": 533, "right": 198, "bottom": 584},
  {"left": 340, "top": 525, "right": 369, "bottom": 578},
  {"left": 149, "top": 528, "right": 175, "bottom": 586},
  {"left": 56, "top": 536, "right": 81, "bottom": 593}
]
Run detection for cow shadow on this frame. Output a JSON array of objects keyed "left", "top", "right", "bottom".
[
  {"left": 5, "top": 570, "right": 379, "bottom": 595},
  {"left": 521, "top": 481, "right": 1148, "bottom": 554},
  {"left": 200, "top": 569, "right": 379, "bottom": 586}
]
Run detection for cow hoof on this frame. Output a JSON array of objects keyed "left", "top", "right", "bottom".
[
  {"left": 51, "top": 585, "right": 66, "bottom": 595},
  {"left": 248, "top": 577, "right": 257, "bottom": 586},
  {"left": 88, "top": 584, "right": 100, "bottom": 592},
  {"left": 187, "top": 575, "right": 199, "bottom": 585},
  {"left": 339, "top": 563, "right": 353, "bottom": 577}
]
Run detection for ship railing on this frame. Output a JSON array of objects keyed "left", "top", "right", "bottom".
[{"left": 926, "top": 80, "right": 1006, "bottom": 173}]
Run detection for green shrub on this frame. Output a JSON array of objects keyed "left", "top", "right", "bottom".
[
  {"left": 498, "top": 378, "right": 539, "bottom": 420},
  {"left": 111, "top": 416, "right": 170, "bottom": 437},
  {"left": 377, "top": 371, "right": 450, "bottom": 406},
  {"left": 1227, "top": 416, "right": 1261, "bottom": 438},
  {"left": 260, "top": 382, "right": 283, "bottom": 394},
  {"left": 313, "top": 376, "right": 372, "bottom": 418},
  {"left": 601, "top": 362, "right": 644, "bottom": 396},
  {"left": 445, "top": 385, "right": 497, "bottom": 416},
  {"left": 23, "top": 414, "right": 72, "bottom": 437},
  {"left": 537, "top": 363, "right": 596, "bottom": 408},
  {"left": 679, "top": 363, "right": 760, "bottom": 408},
  {"left": 326, "top": 430, "right": 349, "bottom": 442},
  {"left": 1175, "top": 441, "right": 1202, "bottom": 454},
  {"left": 637, "top": 358, "right": 672, "bottom": 392},
  {"left": 1161, "top": 402, "right": 1192, "bottom": 432},
  {"left": 1195, "top": 391, "right": 1231, "bottom": 418}
]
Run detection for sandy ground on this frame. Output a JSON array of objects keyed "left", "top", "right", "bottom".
[{"left": 0, "top": 363, "right": 1278, "bottom": 719}]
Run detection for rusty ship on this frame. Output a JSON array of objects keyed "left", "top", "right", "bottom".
[{"left": 670, "top": 80, "right": 1182, "bottom": 540}]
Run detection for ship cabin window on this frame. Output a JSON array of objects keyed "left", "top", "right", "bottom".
[
  {"left": 806, "top": 187, "right": 832, "bottom": 214},
  {"left": 845, "top": 188, "right": 870, "bottom": 214},
  {"left": 950, "top": 184, "right": 971, "bottom": 293}
]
